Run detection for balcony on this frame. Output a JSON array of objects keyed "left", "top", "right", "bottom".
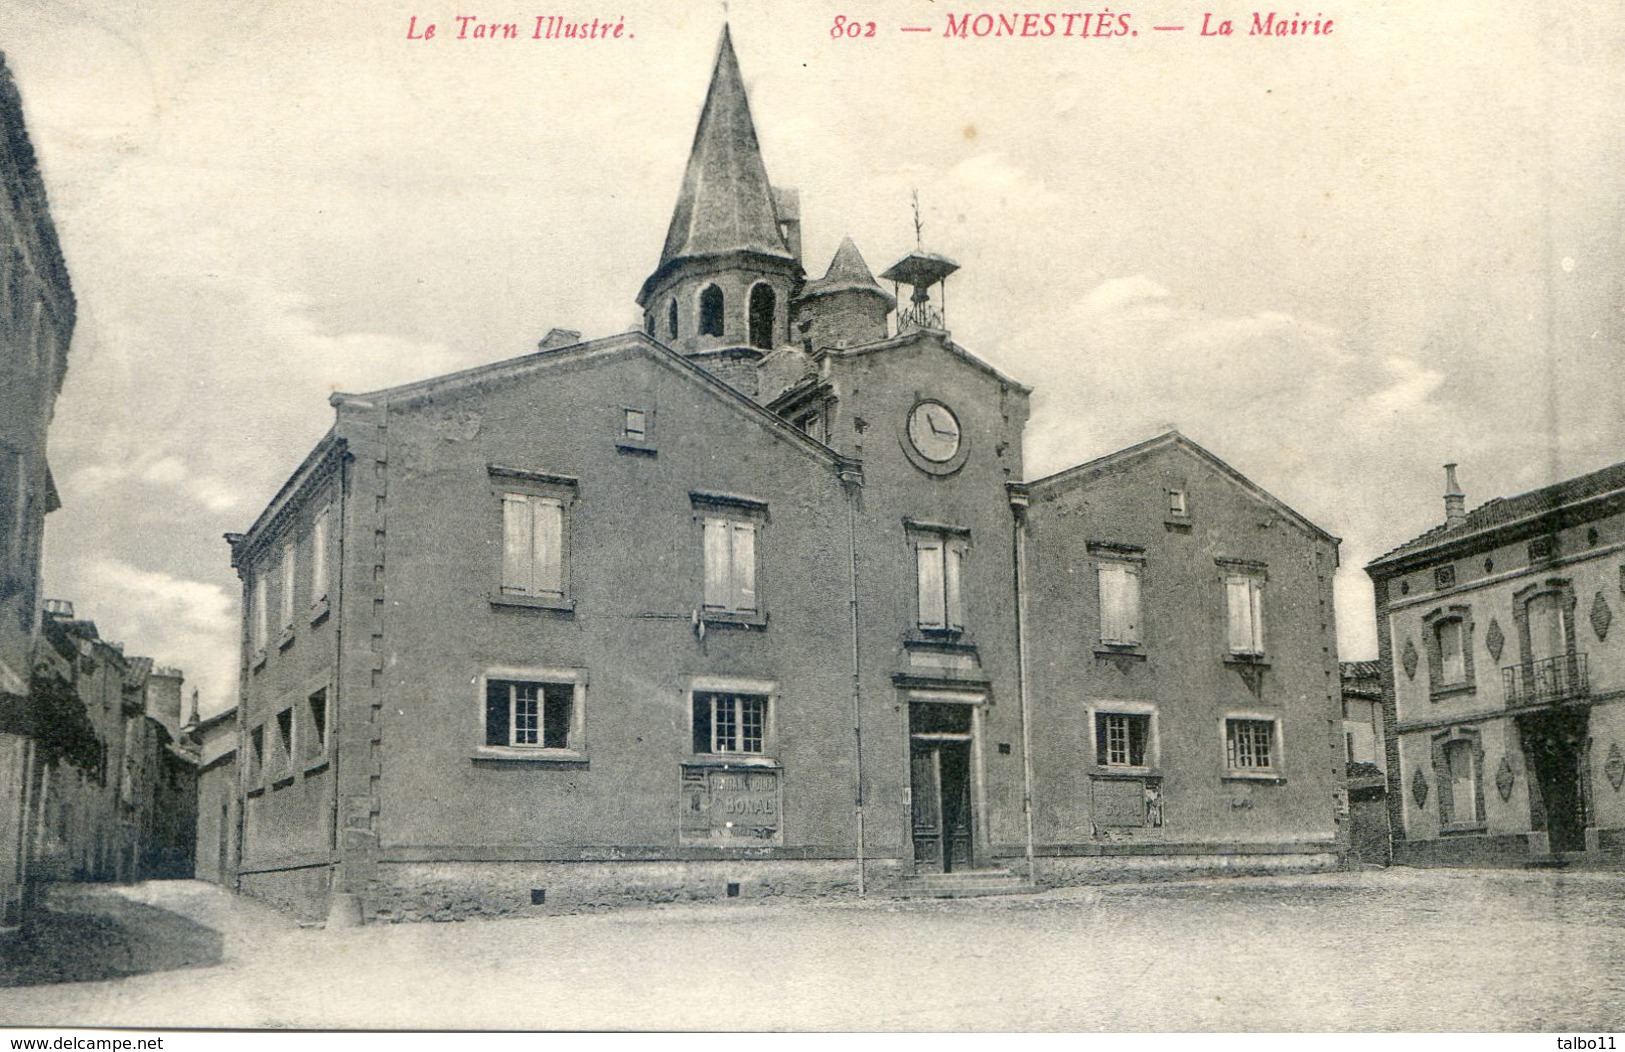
[{"left": 1502, "top": 654, "right": 1589, "bottom": 709}]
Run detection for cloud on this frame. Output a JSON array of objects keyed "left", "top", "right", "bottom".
[{"left": 1009, "top": 275, "right": 1461, "bottom": 660}]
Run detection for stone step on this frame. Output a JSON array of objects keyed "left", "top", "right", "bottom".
[{"left": 889, "top": 869, "right": 1041, "bottom": 898}]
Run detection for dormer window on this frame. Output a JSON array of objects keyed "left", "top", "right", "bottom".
[{"left": 699, "top": 285, "right": 725, "bottom": 337}]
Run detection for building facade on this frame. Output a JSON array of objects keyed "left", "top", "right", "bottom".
[
  {"left": 1368, "top": 463, "right": 1625, "bottom": 865},
  {"left": 1023, "top": 434, "right": 1343, "bottom": 878},
  {"left": 225, "top": 28, "right": 1344, "bottom": 921},
  {"left": 194, "top": 706, "right": 238, "bottom": 885},
  {"left": 0, "top": 51, "right": 77, "bottom": 928},
  {"left": 1341, "top": 660, "right": 1389, "bottom": 865},
  {"left": 28, "top": 603, "right": 197, "bottom": 885}
]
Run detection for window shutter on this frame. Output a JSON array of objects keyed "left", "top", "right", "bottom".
[
  {"left": 502, "top": 494, "right": 531, "bottom": 593},
  {"left": 1249, "top": 579, "right": 1265, "bottom": 653},
  {"left": 917, "top": 541, "right": 945, "bottom": 629},
  {"left": 1100, "top": 564, "right": 1140, "bottom": 644},
  {"left": 944, "top": 543, "right": 964, "bottom": 630},
  {"left": 533, "top": 498, "right": 564, "bottom": 596},
  {"left": 703, "top": 518, "right": 730, "bottom": 609},
  {"left": 731, "top": 521, "right": 756, "bottom": 612},
  {"left": 1123, "top": 566, "right": 1142, "bottom": 644},
  {"left": 253, "top": 578, "right": 267, "bottom": 650},
  {"left": 1226, "top": 577, "right": 1253, "bottom": 653},
  {"left": 280, "top": 547, "right": 295, "bottom": 628},
  {"left": 311, "top": 509, "right": 328, "bottom": 602}
]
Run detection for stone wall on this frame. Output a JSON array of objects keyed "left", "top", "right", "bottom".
[{"left": 364, "top": 858, "right": 906, "bottom": 922}]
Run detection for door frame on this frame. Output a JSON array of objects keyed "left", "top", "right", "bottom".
[{"left": 902, "top": 688, "right": 989, "bottom": 873}]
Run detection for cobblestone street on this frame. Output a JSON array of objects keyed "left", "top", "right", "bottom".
[{"left": 4, "top": 867, "right": 1624, "bottom": 1031}]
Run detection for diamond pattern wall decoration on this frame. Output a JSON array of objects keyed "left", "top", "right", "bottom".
[
  {"left": 1607, "top": 743, "right": 1625, "bottom": 793},
  {"left": 1496, "top": 755, "right": 1515, "bottom": 801},
  {"left": 1411, "top": 767, "right": 1429, "bottom": 809},
  {"left": 1402, "top": 637, "right": 1419, "bottom": 680},
  {"left": 1592, "top": 591, "right": 1613, "bottom": 641},
  {"left": 1486, "top": 618, "right": 1505, "bottom": 662}
]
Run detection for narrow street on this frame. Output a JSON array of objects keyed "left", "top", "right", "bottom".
[{"left": 3, "top": 868, "right": 1623, "bottom": 1031}]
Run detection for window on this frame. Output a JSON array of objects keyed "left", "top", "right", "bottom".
[
  {"left": 493, "top": 468, "right": 577, "bottom": 605},
  {"left": 310, "top": 506, "right": 330, "bottom": 606},
  {"left": 699, "top": 284, "right": 725, "bottom": 337},
  {"left": 693, "top": 692, "right": 768, "bottom": 755},
  {"left": 1222, "top": 566, "right": 1266, "bottom": 657},
  {"left": 1168, "top": 489, "right": 1187, "bottom": 516},
  {"left": 748, "top": 283, "right": 776, "bottom": 350},
  {"left": 623, "top": 409, "right": 647, "bottom": 441},
  {"left": 1431, "top": 729, "right": 1485, "bottom": 829},
  {"left": 667, "top": 299, "right": 678, "bottom": 339},
  {"left": 1437, "top": 618, "right": 1467, "bottom": 683},
  {"left": 485, "top": 679, "right": 574, "bottom": 750},
  {"left": 305, "top": 688, "right": 328, "bottom": 760},
  {"left": 503, "top": 494, "right": 564, "bottom": 598},
  {"left": 275, "top": 708, "right": 294, "bottom": 771},
  {"left": 279, "top": 542, "right": 296, "bottom": 630},
  {"left": 1095, "top": 553, "right": 1143, "bottom": 647},
  {"left": 912, "top": 524, "right": 969, "bottom": 633},
  {"left": 248, "top": 726, "right": 264, "bottom": 783},
  {"left": 1423, "top": 605, "right": 1476, "bottom": 696},
  {"left": 793, "top": 408, "right": 826, "bottom": 443},
  {"left": 1095, "top": 712, "right": 1150, "bottom": 767},
  {"left": 249, "top": 575, "right": 268, "bottom": 653},
  {"left": 694, "top": 493, "right": 766, "bottom": 620},
  {"left": 1225, "top": 718, "right": 1277, "bottom": 773}
]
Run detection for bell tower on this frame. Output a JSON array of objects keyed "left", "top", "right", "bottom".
[{"left": 637, "top": 26, "right": 803, "bottom": 395}]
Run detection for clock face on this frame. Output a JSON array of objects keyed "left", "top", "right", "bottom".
[{"left": 907, "top": 401, "right": 962, "bottom": 463}]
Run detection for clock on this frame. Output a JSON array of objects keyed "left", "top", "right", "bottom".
[{"left": 907, "top": 400, "right": 962, "bottom": 463}]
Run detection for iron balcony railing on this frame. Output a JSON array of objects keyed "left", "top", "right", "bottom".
[{"left": 1502, "top": 653, "right": 1588, "bottom": 708}]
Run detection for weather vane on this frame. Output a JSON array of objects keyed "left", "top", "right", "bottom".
[{"left": 911, "top": 189, "right": 923, "bottom": 248}]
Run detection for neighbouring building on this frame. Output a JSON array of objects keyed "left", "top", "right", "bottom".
[
  {"left": 224, "top": 27, "right": 1345, "bottom": 922},
  {"left": 1367, "top": 462, "right": 1625, "bottom": 865},
  {"left": 194, "top": 706, "right": 238, "bottom": 885},
  {"left": 1023, "top": 434, "right": 1344, "bottom": 879},
  {"left": 0, "top": 50, "right": 77, "bottom": 928},
  {"left": 26, "top": 602, "right": 198, "bottom": 885},
  {"left": 1341, "top": 660, "right": 1389, "bottom": 865}
]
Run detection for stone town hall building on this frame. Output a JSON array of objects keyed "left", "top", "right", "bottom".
[{"left": 224, "top": 29, "right": 1345, "bottom": 920}]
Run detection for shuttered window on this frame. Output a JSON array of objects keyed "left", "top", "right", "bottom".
[
  {"left": 502, "top": 493, "right": 566, "bottom": 598},
  {"left": 702, "top": 517, "right": 758, "bottom": 614},
  {"left": 310, "top": 506, "right": 330, "bottom": 604},
  {"left": 1098, "top": 562, "right": 1142, "bottom": 646},
  {"left": 280, "top": 543, "right": 297, "bottom": 629},
  {"left": 1225, "top": 575, "right": 1265, "bottom": 656},
  {"left": 250, "top": 576, "right": 267, "bottom": 652},
  {"left": 915, "top": 534, "right": 966, "bottom": 632}
]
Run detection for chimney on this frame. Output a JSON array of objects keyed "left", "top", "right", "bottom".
[
  {"left": 1444, "top": 463, "right": 1466, "bottom": 528},
  {"left": 538, "top": 328, "right": 581, "bottom": 351}
]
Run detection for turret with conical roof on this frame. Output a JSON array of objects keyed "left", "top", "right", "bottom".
[
  {"left": 793, "top": 237, "right": 895, "bottom": 352},
  {"left": 638, "top": 26, "right": 803, "bottom": 393}
]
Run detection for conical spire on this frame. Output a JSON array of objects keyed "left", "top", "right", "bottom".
[
  {"left": 644, "top": 26, "right": 793, "bottom": 299},
  {"left": 798, "top": 237, "right": 895, "bottom": 306}
]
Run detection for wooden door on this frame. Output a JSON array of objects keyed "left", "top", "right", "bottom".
[{"left": 910, "top": 742, "right": 943, "bottom": 869}]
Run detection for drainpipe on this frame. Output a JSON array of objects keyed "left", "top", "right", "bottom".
[
  {"left": 1008, "top": 483, "right": 1037, "bottom": 886},
  {"left": 840, "top": 457, "right": 866, "bottom": 896}
]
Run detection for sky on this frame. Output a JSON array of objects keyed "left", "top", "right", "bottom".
[{"left": 5, "top": 0, "right": 1623, "bottom": 715}]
